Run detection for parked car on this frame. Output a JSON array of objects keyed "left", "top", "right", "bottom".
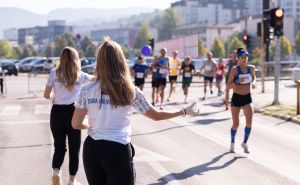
[
  {"left": 17, "top": 57, "right": 43, "bottom": 72},
  {"left": 81, "top": 58, "right": 96, "bottom": 74},
  {"left": 292, "top": 62, "right": 300, "bottom": 82},
  {"left": 43, "top": 57, "right": 60, "bottom": 72},
  {"left": 0, "top": 61, "right": 18, "bottom": 76},
  {"left": 21, "top": 57, "right": 46, "bottom": 72},
  {"left": 31, "top": 58, "right": 47, "bottom": 72}
]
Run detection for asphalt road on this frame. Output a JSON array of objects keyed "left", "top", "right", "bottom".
[{"left": 0, "top": 75, "right": 299, "bottom": 185}]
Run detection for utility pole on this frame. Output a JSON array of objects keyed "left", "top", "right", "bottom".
[{"left": 273, "top": 36, "right": 281, "bottom": 105}]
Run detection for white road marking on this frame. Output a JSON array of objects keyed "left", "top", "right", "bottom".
[
  {"left": 34, "top": 104, "right": 51, "bottom": 115},
  {"left": 0, "top": 105, "right": 21, "bottom": 116}
]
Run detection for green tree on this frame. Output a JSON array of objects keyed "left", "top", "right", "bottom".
[
  {"left": 54, "top": 35, "right": 67, "bottom": 56},
  {"left": 64, "top": 32, "right": 76, "bottom": 48},
  {"left": 121, "top": 45, "right": 130, "bottom": 59},
  {"left": 85, "top": 44, "right": 97, "bottom": 57},
  {"left": 13, "top": 47, "right": 23, "bottom": 59},
  {"left": 210, "top": 37, "right": 226, "bottom": 58},
  {"left": 270, "top": 36, "right": 292, "bottom": 60},
  {"left": 81, "top": 36, "right": 93, "bottom": 52},
  {"left": 134, "top": 22, "right": 153, "bottom": 49},
  {"left": 198, "top": 39, "right": 206, "bottom": 57},
  {"left": 295, "top": 31, "right": 300, "bottom": 56},
  {"left": 21, "top": 45, "right": 36, "bottom": 58},
  {"left": 228, "top": 36, "right": 245, "bottom": 54},
  {"left": 0, "top": 40, "right": 17, "bottom": 59},
  {"left": 158, "top": 8, "right": 183, "bottom": 40},
  {"left": 44, "top": 44, "right": 53, "bottom": 57}
]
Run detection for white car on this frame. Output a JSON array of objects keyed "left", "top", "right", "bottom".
[
  {"left": 291, "top": 62, "right": 300, "bottom": 82},
  {"left": 43, "top": 57, "right": 59, "bottom": 72}
]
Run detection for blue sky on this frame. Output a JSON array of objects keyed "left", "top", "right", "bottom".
[{"left": 0, "top": 0, "right": 177, "bottom": 14}]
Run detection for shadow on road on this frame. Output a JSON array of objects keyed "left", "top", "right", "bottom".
[
  {"left": 131, "top": 124, "right": 200, "bottom": 137},
  {"left": 0, "top": 143, "right": 53, "bottom": 149},
  {"left": 149, "top": 152, "right": 245, "bottom": 185},
  {"left": 193, "top": 118, "right": 230, "bottom": 125}
]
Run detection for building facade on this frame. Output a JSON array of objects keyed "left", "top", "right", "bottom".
[{"left": 18, "top": 20, "right": 73, "bottom": 46}]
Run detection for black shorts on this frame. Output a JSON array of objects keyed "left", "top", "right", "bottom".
[
  {"left": 204, "top": 76, "right": 214, "bottom": 82},
  {"left": 157, "top": 78, "right": 167, "bottom": 87},
  {"left": 169, "top": 76, "right": 177, "bottom": 82},
  {"left": 135, "top": 78, "right": 145, "bottom": 87},
  {"left": 152, "top": 78, "right": 159, "bottom": 88},
  {"left": 231, "top": 93, "right": 252, "bottom": 107}
]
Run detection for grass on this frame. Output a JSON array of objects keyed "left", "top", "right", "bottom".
[{"left": 262, "top": 105, "right": 299, "bottom": 120}]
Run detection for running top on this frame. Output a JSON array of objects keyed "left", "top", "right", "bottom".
[
  {"left": 216, "top": 64, "right": 225, "bottom": 78},
  {"left": 75, "top": 81, "right": 152, "bottom": 145},
  {"left": 202, "top": 60, "right": 217, "bottom": 77},
  {"left": 226, "top": 60, "right": 238, "bottom": 77},
  {"left": 169, "top": 58, "right": 181, "bottom": 76},
  {"left": 132, "top": 63, "right": 149, "bottom": 79},
  {"left": 156, "top": 57, "right": 169, "bottom": 79},
  {"left": 46, "top": 69, "right": 90, "bottom": 105},
  {"left": 181, "top": 63, "right": 195, "bottom": 78},
  {"left": 234, "top": 66, "right": 252, "bottom": 85}
]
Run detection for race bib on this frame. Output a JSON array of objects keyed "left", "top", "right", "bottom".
[
  {"left": 239, "top": 74, "right": 252, "bottom": 84},
  {"left": 217, "top": 69, "right": 223, "bottom": 75},
  {"left": 184, "top": 72, "right": 191, "bottom": 78},
  {"left": 159, "top": 69, "right": 167, "bottom": 74},
  {"left": 152, "top": 68, "right": 157, "bottom": 73},
  {"left": 136, "top": 72, "right": 144, "bottom": 79},
  {"left": 205, "top": 66, "right": 211, "bottom": 71}
]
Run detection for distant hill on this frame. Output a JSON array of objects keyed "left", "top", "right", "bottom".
[{"left": 0, "top": 7, "right": 155, "bottom": 38}]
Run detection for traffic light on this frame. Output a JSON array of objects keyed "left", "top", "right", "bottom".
[
  {"left": 148, "top": 38, "right": 155, "bottom": 50},
  {"left": 242, "top": 34, "right": 252, "bottom": 49},
  {"left": 270, "top": 8, "right": 284, "bottom": 37}
]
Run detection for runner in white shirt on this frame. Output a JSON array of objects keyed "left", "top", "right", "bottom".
[
  {"left": 44, "top": 47, "right": 92, "bottom": 185},
  {"left": 72, "top": 38, "right": 200, "bottom": 185}
]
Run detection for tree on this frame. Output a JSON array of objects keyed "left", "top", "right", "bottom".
[
  {"left": 44, "top": 44, "right": 53, "bottom": 57},
  {"left": 295, "top": 30, "right": 300, "bottom": 56},
  {"left": 158, "top": 8, "right": 183, "bottom": 40},
  {"left": 81, "top": 36, "right": 93, "bottom": 52},
  {"left": 134, "top": 22, "right": 153, "bottom": 49},
  {"left": 13, "top": 47, "right": 23, "bottom": 59},
  {"left": 0, "top": 40, "right": 17, "bottom": 59},
  {"left": 64, "top": 32, "right": 76, "bottom": 48},
  {"left": 198, "top": 39, "right": 206, "bottom": 57},
  {"left": 120, "top": 45, "right": 130, "bottom": 59},
  {"left": 85, "top": 44, "right": 97, "bottom": 57},
  {"left": 210, "top": 37, "right": 226, "bottom": 58},
  {"left": 228, "top": 36, "right": 245, "bottom": 54},
  {"left": 270, "top": 36, "right": 292, "bottom": 60},
  {"left": 21, "top": 45, "right": 36, "bottom": 58}
]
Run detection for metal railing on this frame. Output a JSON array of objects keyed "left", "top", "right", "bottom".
[
  {"left": 27, "top": 71, "right": 48, "bottom": 96},
  {"left": 0, "top": 70, "right": 7, "bottom": 95}
]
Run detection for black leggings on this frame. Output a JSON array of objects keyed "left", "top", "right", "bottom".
[
  {"left": 0, "top": 79, "right": 3, "bottom": 94},
  {"left": 83, "top": 136, "right": 135, "bottom": 185},
  {"left": 50, "top": 104, "right": 81, "bottom": 176}
]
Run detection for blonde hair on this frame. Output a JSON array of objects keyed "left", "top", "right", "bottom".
[
  {"left": 56, "top": 47, "right": 81, "bottom": 91},
  {"left": 95, "top": 38, "right": 135, "bottom": 107}
]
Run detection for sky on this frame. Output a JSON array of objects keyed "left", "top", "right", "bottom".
[{"left": 0, "top": 0, "right": 178, "bottom": 14}]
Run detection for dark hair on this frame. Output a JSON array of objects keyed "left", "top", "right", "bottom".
[
  {"left": 138, "top": 56, "right": 143, "bottom": 60},
  {"left": 236, "top": 48, "right": 244, "bottom": 53}
]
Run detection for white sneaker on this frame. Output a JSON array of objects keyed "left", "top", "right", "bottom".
[
  {"left": 67, "top": 179, "right": 81, "bottom": 185},
  {"left": 230, "top": 143, "right": 235, "bottom": 153},
  {"left": 241, "top": 143, "right": 250, "bottom": 153},
  {"left": 52, "top": 174, "right": 62, "bottom": 185}
]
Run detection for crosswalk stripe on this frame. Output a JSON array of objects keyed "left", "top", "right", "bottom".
[
  {"left": 0, "top": 105, "right": 21, "bottom": 116},
  {"left": 34, "top": 104, "right": 51, "bottom": 115}
]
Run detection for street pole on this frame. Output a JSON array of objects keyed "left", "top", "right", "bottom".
[
  {"left": 261, "top": 14, "right": 265, "bottom": 93},
  {"left": 272, "top": 36, "right": 281, "bottom": 105}
]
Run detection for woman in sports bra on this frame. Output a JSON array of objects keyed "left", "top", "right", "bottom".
[{"left": 226, "top": 48, "right": 256, "bottom": 154}]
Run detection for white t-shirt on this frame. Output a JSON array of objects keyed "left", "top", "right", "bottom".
[
  {"left": 46, "top": 69, "right": 90, "bottom": 105},
  {"left": 75, "top": 81, "right": 152, "bottom": 145}
]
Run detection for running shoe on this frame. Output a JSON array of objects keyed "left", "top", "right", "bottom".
[
  {"left": 230, "top": 143, "right": 235, "bottom": 153},
  {"left": 241, "top": 143, "right": 250, "bottom": 153},
  {"left": 210, "top": 90, "right": 213, "bottom": 94},
  {"left": 67, "top": 180, "right": 81, "bottom": 185},
  {"left": 152, "top": 102, "right": 155, "bottom": 106},
  {"left": 201, "top": 96, "right": 206, "bottom": 100},
  {"left": 52, "top": 174, "right": 62, "bottom": 185}
]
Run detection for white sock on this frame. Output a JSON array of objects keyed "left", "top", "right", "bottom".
[{"left": 53, "top": 169, "right": 60, "bottom": 176}]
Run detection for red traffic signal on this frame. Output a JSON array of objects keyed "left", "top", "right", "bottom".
[{"left": 243, "top": 35, "right": 249, "bottom": 41}]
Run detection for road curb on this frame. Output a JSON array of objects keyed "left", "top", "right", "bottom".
[{"left": 255, "top": 108, "right": 300, "bottom": 125}]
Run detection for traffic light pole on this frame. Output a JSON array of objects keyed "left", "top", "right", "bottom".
[
  {"left": 260, "top": 14, "right": 265, "bottom": 93},
  {"left": 272, "top": 36, "right": 281, "bottom": 105}
]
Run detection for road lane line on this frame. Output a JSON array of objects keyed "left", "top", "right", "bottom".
[
  {"left": 34, "top": 104, "right": 51, "bottom": 115},
  {"left": 0, "top": 105, "right": 21, "bottom": 116}
]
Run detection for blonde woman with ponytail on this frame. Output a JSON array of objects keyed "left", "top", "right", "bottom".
[
  {"left": 72, "top": 38, "right": 200, "bottom": 185},
  {"left": 44, "top": 47, "right": 92, "bottom": 185}
]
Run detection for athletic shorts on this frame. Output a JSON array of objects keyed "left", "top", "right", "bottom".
[
  {"left": 134, "top": 78, "right": 145, "bottom": 87},
  {"left": 204, "top": 76, "right": 214, "bottom": 82},
  {"left": 216, "top": 76, "right": 223, "bottom": 81},
  {"left": 157, "top": 78, "right": 167, "bottom": 87},
  {"left": 169, "top": 76, "right": 177, "bottom": 82},
  {"left": 231, "top": 93, "right": 252, "bottom": 107},
  {"left": 152, "top": 78, "right": 159, "bottom": 88},
  {"left": 182, "top": 78, "right": 192, "bottom": 88}
]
